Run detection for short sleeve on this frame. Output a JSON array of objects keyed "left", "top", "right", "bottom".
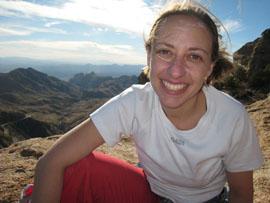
[
  {"left": 223, "top": 109, "right": 263, "bottom": 172},
  {"left": 90, "top": 87, "right": 136, "bottom": 147}
]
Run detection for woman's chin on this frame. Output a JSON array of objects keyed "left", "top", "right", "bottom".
[{"left": 160, "top": 98, "right": 186, "bottom": 110}]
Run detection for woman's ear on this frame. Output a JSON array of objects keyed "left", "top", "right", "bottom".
[
  {"left": 207, "top": 62, "right": 215, "bottom": 78},
  {"left": 146, "top": 48, "right": 151, "bottom": 67}
]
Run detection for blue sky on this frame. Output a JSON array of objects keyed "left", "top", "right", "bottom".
[{"left": 0, "top": 0, "right": 269, "bottom": 65}]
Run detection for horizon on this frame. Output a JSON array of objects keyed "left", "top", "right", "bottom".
[{"left": 0, "top": 0, "right": 270, "bottom": 65}]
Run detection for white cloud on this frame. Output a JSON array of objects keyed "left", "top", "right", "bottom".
[
  {"left": 222, "top": 19, "right": 243, "bottom": 33},
  {"left": 0, "top": 25, "right": 67, "bottom": 36},
  {"left": 217, "top": 19, "right": 243, "bottom": 53},
  {"left": 0, "top": 1, "right": 61, "bottom": 19},
  {"left": 0, "top": 40, "right": 146, "bottom": 64},
  {"left": 27, "top": 26, "right": 67, "bottom": 35},
  {"left": 0, "top": 7, "right": 20, "bottom": 17},
  {"left": 0, "top": 27, "right": 31, "bottom": 36},
  {"left": 44, "top": 21, "right": 63, "bottom": 28},
  {"left": 0, "top": 0, "right": 154, "bottom": 64},
  {"left": 83, "top": 27, "right": 109, "bottom": 37},
  {"left": 0, "top": 0, "right": 158, "bottom": 35}
]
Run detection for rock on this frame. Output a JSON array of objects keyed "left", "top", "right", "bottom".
[
  {"left": 20, "top": 149, "right": 43, "bottom": 159},
  {"left": 233, "top": 28, "right": 270, "bottom": 94},
  {"left": 234, "top": 28, "right": 270, "bottom": 73},
  {"left": 233, "top": 40, "right": 258, "bottom": 67}
]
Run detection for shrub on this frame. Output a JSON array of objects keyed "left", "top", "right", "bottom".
[{"left": 248, "top": 64, "right": 270, "bottom": 93}]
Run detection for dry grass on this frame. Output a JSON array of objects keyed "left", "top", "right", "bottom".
[{"left": 247, "top": 96, "right": 270, "bottom": 203}]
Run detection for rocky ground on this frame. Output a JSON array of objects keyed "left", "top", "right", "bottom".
[
  {"left": 247, "top": 95, "right": 270, "bottom": 203},
  {"left": 0, "top": 96, "right": 269, "bottom": 203}
]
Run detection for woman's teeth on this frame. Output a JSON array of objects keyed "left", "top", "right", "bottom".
[{"left": 163, "top": 80, "right": 186, "bottom": 91}]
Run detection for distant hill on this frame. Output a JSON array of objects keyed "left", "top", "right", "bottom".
[
  {"left": 69, "top": 72, "right": 138, "bottom": 98},
  {"left": 0, "top": 57, "right": 143, "bottom": 80},
  {"left": 0, "top": 68, "right": 138, "bottom": 148},
  {"left": 0, "top": 67, "right": 81, "bottom": 98}
]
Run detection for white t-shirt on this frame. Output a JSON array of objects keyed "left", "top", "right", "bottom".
[{"left": 90, "top": 83, "right": 263, "bottom": 203}]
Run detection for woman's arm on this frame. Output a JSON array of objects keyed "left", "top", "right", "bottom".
[
  {"left": 226, "top": 170, "right": 253, "bottom": 203},
  {"left": 32, "top": 118, "right": 105, "bottom": 203}
]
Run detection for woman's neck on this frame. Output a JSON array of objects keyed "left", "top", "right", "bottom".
[{"left": 163, "top": 90, "right": 207, "bottom": 130}]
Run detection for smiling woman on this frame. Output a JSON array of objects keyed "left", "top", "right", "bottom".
[
  {"left": 28, "top": 1, "right": 263, "bottom": 203},
  {"left": 148, "top": 15, "right": 215, "bottom": 117}
]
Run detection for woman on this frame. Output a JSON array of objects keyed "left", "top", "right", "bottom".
[{"left": 31, "top": 1, "right": 263, "bottom": 203}]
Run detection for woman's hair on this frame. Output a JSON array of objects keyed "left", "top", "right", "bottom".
[{"left": 143, "top": 0, "right": 234, "bottom": 84}]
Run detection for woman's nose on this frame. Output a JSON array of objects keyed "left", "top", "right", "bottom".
[{"left": 167, "top": 56, "right": 187, "bottom": 78}]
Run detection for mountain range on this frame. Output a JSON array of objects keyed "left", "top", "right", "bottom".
[
  {"left": 0, "top": 68, "right": 138, "bottom": 148},
  {"left": 0, "top": 58, "right": 143, "bottom": 80}
]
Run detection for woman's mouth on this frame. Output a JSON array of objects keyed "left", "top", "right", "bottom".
[{"left": 162, "top": 80, "right": 187, "bottom": 91}]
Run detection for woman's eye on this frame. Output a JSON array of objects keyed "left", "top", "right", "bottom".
[
  {"left": 156, "top": 49, "right": 174, "bottom": 62},
  {"left": 188, "top": 54, "right": 203, "bottom": 62}
]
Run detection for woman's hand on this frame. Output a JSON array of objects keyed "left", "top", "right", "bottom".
[{"left": 32, "top": 118, "right": 104, "bottom": 203}]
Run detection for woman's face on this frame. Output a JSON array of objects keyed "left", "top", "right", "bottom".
[{"left": 148, "top": 14, "right": 214, "bottom": 111}]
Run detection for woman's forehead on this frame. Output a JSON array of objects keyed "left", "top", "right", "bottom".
[
  {"left": 157, "top": 15, "right": 208, "bottom": 35},
  {"left": 154, "top": 15, "right": 212, "bottom": 43}
]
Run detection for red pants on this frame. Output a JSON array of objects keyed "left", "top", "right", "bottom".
[{"left": 60, "top": 152, "right": 160, "bottom": 203}]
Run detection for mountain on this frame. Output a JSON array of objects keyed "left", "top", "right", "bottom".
[
  {"left": 213, "top": 28, "right": 270, "bottom": 103},
  {"left": 0, "top": 67, "right": 140, "bottom": 148},
  {"left": 233, "top": 28, "right": 270, "bottom": 94},
  {"left": 0, "top": 67, "right": 82, "bottom": 114},
  {"left": 0, "top": 68, "right": 82, "bottom": 148},
  {"left": 234, "top": 29, "right": 270, "bottom": 73},
  {"left": 0, "top": 67, "right": 81, "bottom": 98}
]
